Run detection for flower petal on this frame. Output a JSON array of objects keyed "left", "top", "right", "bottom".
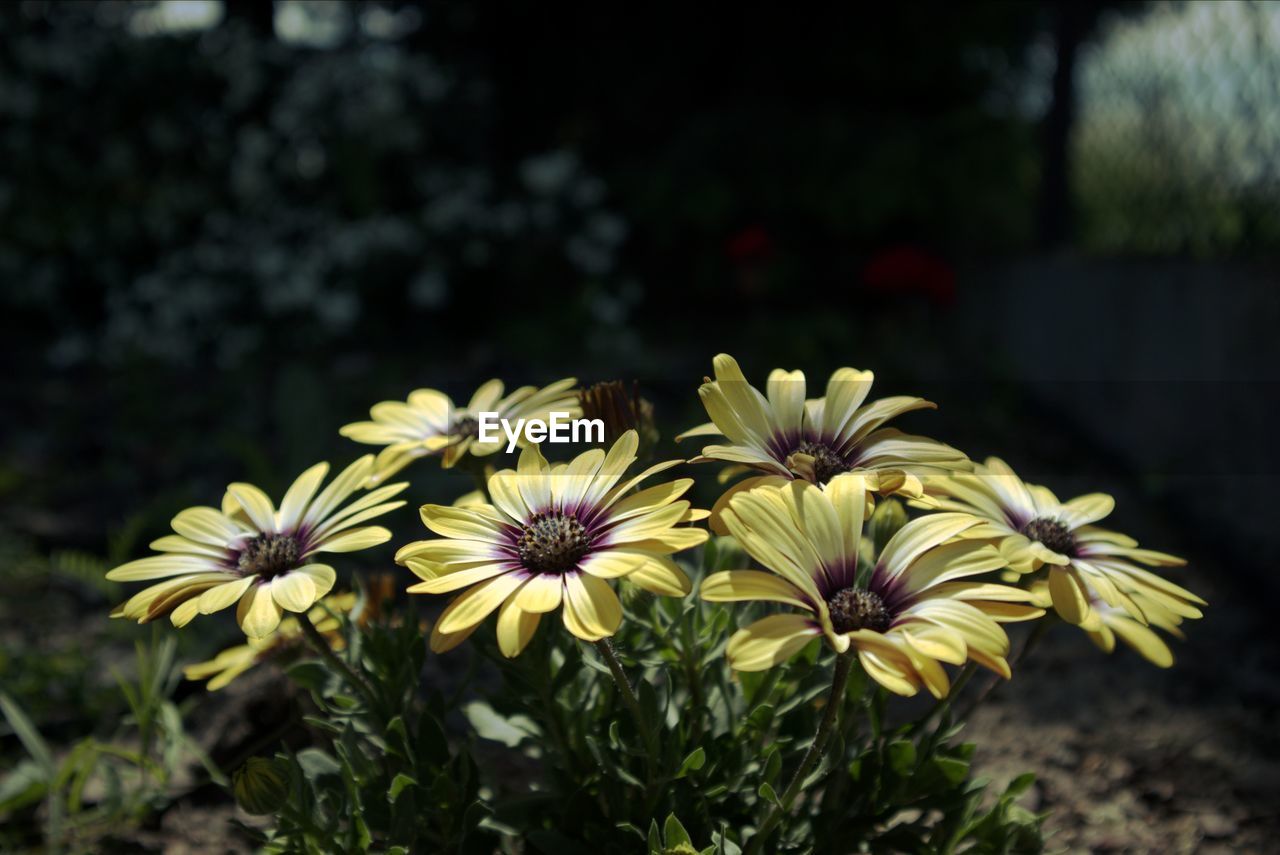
[
  {"left": 488, "top": 471, "right": 529, "bottom": 523},
  {"left": 561, "top": 572, "right": 622, "bottom": 641},
  {"left": 627, "top": 557, "right": 692, "bottom": 597},
  {"left": 226, "top": 483, "right": 277, "bottom": 533},
  {"left": 1048, "top": 565, "right": 1091, "bottom": 625},
  {"left": 198, "top": 576, "right": 256, "bottom": 615},
  {"left": 107, "top": 555, "right": 221, "bottom": 582},
  {"left": 313, "top": 526, "right": 391, "bottom": 553},
  {"left": 302, "top": 456, "right": 375, "bottom": 528},
  {"left": 724, "top": 614, "right": 821, "bottom": 671},
  {"left": 435, "top": 572, "right": 526, "bottom": 635},
  {"left": 279, "top": 462, "right": 330, "bottom": 532},
  {"left": 406, "top": 563, "right": 513, "bottom": 594},
  {"left": 512, "top": 573, "right": 564, "bottom": 612},
  {"left": 237, "top": 584, "right": 284, "bottom": 638},
  {"left": 700, "top": 570, "right": 813, "bottom": 610},
  {"left": 495, "top": 599, "right": 541, "bottom": 658},
  {"left": 271, "top": 572, "right": 318, "bottom": 613},
  {"left": 296, "top": 564, "right": 337, "bottom": 598},
  {"left": 170, "top": 507, "right": 244, "bottom": 547}
]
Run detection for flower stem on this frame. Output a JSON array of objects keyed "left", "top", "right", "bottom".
[
  {"left": 747, "top": 653, "right": 853, "bottom": 855},
  {"left": 588, "top": 637, "right": 650, "bottom": 737},
  {"left": 298, "top": 616, "right": 379, "bottom": 712}
]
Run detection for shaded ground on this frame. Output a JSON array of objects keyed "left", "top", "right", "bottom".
[{"left": 967, "top": 556, "right": 1280, "bottom": 853}]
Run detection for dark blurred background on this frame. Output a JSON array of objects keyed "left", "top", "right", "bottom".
[
  {"left": 4, "top": 0, "right": 1279, "bottom": 554},
  {"left": 2, "top": 1, "right": 1278, "bottom": 849}
]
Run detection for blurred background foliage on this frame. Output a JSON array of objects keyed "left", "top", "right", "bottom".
[
  {"left": 4, "top": 1, "right": 1277, "bottom": 536},
  {"left": 1, "top": 1, "right": 1278, "bottom": 846}
]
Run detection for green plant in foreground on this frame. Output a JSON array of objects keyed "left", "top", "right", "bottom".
[{"left": 0, "top": 631, "right": 224, "bottom": 852}]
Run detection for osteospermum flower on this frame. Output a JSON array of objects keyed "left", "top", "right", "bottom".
[
  {"left": 183, "top": 594, "right": 356, "bottom": 690},
  {"left": 1028, "top": 582, "right": 1184, "bottom": 668},
  {"left": 922, "top": 457, "right": 1206, "bottom": 628},
  {"left": 677, "top": 355, "right": 967, "bottom": 525},
  {"left": 340, "top": 377, "right": 580, "bottom": 482},
  {"left": 399, "top": 431, "right": 708, "bottom": 657},
  {"left": 108, "top": 457, "right": 406, "bottom": 638},
  {"left": 701, "top": 474, "right": 1042, "bottom": 697}
]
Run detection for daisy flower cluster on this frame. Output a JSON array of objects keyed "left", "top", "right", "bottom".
[
  {"left": 99, "top": 356, "right": 1205, "bottom": 851},
  {"left": 106, "top": 361, "right": 1203, "bottom": 688}
]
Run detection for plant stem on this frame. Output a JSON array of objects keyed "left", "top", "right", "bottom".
[
  {"left": 592, "top": 637, "right": 661, "bottom": 771},
  {"left": 747, "top": 653, "right": 853, "bottom": 855},
  {"left": 298, "top": 616, "right": 379, "bottom": 713}
]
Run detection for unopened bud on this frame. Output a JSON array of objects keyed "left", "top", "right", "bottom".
[
  {"left": 579, "top": 381, "right": 659, "bottom": 454},
  {"left": 867, "top": 497, "right": 909, "bottom": 557},
  {"left": 233, "top": 757, "right": 289, "bottom": 816}
]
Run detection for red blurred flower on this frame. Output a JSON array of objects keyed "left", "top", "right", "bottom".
[{"left": 862, "top": 244, "right": 956, "bottom": 306}]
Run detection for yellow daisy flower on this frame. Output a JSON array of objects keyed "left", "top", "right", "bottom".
[
  {"left": 1028, "top": 582, "right": 1185, "bottom": 668},
  {"left": 701, "top": 474, "right": 1042, "bottom": 697},
  {"left": 398, "top": 430, "right": 708, "bottom": 657},
  {"left": 183, "top": 594, "right": 356, "bottom": 690},
  {"left": 922, "top": 457, "right": 1206, "bottom": 628},
  {"left": 340, "top": 377, "right": 580, "bottom": 482},
  {"left": 108, "top": 456, "right": 407, "bottom": 638},
  {"left": 677, "top": 354, "right": 967, "bottom": 530}
]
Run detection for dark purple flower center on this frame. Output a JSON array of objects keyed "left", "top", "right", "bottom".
[
  {"left": 790, "top": 440, "right": 851, "bottom": 484},
  {"left": 516, "top": 512, "right": 591, "bottom": 573},
  {"left": 452, "top": 416, "right": 480, "bottom": 439},
  {"left": 1020, "top": 517, "right": 1075, "bottom": 555},
  {"left": 238, "top": 533, "right": 302, "bottom": 579},
  {"left": 827, "top": 586, "right": 891, "bottom": 633}
]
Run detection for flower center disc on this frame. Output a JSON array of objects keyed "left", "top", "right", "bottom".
[
  {"left": 452, "top": 416, "right": 480, "bottom": 439},
  {"left": 1020, "top": 517, "right": 1075, "bottom": 555},
  {"left": 790, "top": 440, "right": 850, "bottom": 484},
  {"left": 827, "top": 587, "right": 891, "bottom": 633},
  {"left": 238, "top": 533, "right": 302, "bottom": 579},
  {"left": 516, "top": 512, "right": 590, "bottom": 574}
]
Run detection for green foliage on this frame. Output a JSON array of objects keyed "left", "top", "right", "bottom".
[
  {"left": 234, "top": 540, "right": 1044, "bottom": 853},
  {"left": 0, "top": 632, "right": 224, "bottom": 852},
  {"left": 248, "top": 598, "right": 493, "bottom": 853}
]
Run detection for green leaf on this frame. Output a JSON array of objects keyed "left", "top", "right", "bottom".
[
  {"left": 616, "top": 821, "right": 646, "bottom": 840},
  {"left": 757, "top": 782, "right": 781, "bottom": 808},
  {"left": 648, "top": 818, "right": 662, "bottom": 853},
  {"left": 762, "top": 744, "right": 783, "bottom": 785},
  {"left": 0, "top": 690, "right": 53, "bottom": 774},
  {"left": 387, "top": 772, "right": 417, "bottom": 803},
  {"left": 745, "top": 703, "right": 775, "bottom": 731},
  {"left": 1002, "top": 772, "right": 1037, "bottom": 801},
  {"left": 675, "top": 747, "right": 706, "bottom": 778},
  {"left": 711, "top": 828, "right": 743, "bottom": 855},
  {"left": 934, "top": 756, "right": 970, "bottom": 785},
  {"left": 296, "top": 747, "right": 341, "bottom": 779},
  {"left": 887, "top": 739, "right": 917, "bottom": 776},
  {"left": 0, "top": 759, "right": 48, "bottom": 813},
  {"left": 462, "top": 701, "right": 537, "bottom": 747},
  {"left": 664, "top": 813, "right": 693, "bottom": 847}
]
